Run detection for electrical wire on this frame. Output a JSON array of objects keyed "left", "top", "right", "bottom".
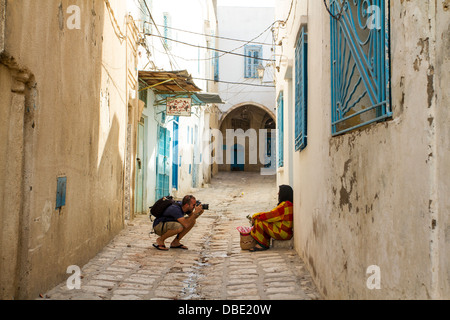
[
  {"left": 104, "top": 0, "right": 126, "bottom": 41},
  {"left": 281, "top": 0, "right": 295, "bottom": 26},
  {"left": 141, "top": 0, "right": 180, "bottom": 70},
  {"left": 191, "top": 77, "right": 275, "bottom": 88},
  {"left": 152, "top": 24, "right": 273, "bottom": 46},
  {"left": 144, "top": 20, "right": 276, "bottom": 62},
  {"left": 145, "top": 33, "right": 275, "bottom": 63}
]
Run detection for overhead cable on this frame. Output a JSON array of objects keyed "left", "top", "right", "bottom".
[
  {"left": 145, "top": 33, "right": 275, "bottom": 62},
  {"left": 141, "top": 0, "right": 180, "bottom": 70},
  {"left": 191, "top": 77, "right": 275, "bottom": 88},
  {"left": 152, "top": 24, "right": 273, "bottom": 46}
]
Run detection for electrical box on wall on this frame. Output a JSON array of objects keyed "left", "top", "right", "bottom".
[{"left": 56, "top": 177, "right": 67, "bottom": 210}]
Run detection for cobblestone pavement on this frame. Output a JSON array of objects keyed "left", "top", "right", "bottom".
[{"left": 41, "top": 172, "right": 322, "bottom": 300}]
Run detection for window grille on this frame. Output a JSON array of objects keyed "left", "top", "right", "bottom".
[
  {"left": 295, "top": 27, "right": 308, "bottom": 152},
  {"left": 244, "top": 45, "right": 263, "bottom": 78},
  {"left": 277, "top": 91, "right": 284, "bottom": 167},
  {"left": 330, "top": 0, "right": 392, "bottom": 136}
]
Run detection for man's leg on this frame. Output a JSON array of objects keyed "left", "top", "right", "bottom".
[
  {"left": 170, "top": 222, "right": 195, "bottom": 249},
  {"left": 155, "top": 222, "right": 183, "bottom": 250}
]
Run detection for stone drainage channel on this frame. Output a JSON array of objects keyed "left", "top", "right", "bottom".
[{"left": 180, "top": 213, "right": 223, "bottom": 300}]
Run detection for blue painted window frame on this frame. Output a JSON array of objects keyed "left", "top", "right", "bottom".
[
  {"left": 277, "top": 91, "right": 284, "bottom": 168},
  {"left": 172, "top": 116, "right": 179, "bottom": 190},
  {"left": 214, "top": 51, "right": 219, "bottom": 82},
  {"left": 330, "top": 0, "right": 392, "bottom": 136},
  {"left": 295, "top": 27, "right": 308, "bottom": 152},
  {"left": 244, "top": 45, "right": 263, "bottom": 78},
  {"left": 163, "top": 12, "right": 171, "bottom": 50}
]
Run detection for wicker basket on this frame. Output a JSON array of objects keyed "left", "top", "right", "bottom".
[{"left": 240, "top": 233, "right": 256, "bottom": 250}]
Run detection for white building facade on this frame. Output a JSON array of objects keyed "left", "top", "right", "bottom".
[
  {"left": 132, "top": 0, "right": 221, "bottom": 211},
  {"left": 216, "top": 4, "right": 277, "bottom": 174}
]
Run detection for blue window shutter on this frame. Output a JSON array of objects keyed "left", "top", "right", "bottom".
[
  {"left": 295, "top": 27, "right": 308, "bottom": 152},
  {"left": 214, "top": 51, "right": 219, "bottom": 82},
  {"left": 244, "top": 45, "right": 263, "bottom": 78}
]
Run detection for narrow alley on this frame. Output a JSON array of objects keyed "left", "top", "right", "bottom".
[
  {"left": 2, "top": 0, "right": 448, "bottom": 301},
  {"left": 40, "top": 172, "right": 321, "bottom": 300}
]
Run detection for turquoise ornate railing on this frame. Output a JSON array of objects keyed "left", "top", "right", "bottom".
[{"left": 330, "top": 0, "right": 391, "bottom": 136}]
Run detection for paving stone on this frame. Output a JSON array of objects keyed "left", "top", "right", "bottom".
[
  {"left": 86, "top": 280, "right": 117, "bottom": 288},
  {"left": 227, "top": 288, "right": 259, "bottom": 297},
  {"left": 113, "top": 289, "right": 149, "bottom": 296},
  {"left": 92, "top": 274, "right": 124, "bottom": 282}
]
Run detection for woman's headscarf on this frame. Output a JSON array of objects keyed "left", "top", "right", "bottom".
[{"left": 278, "top": 185, "right": 293, "bottom": 205}]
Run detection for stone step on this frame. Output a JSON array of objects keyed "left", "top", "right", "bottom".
[{"left": 271, "top": 237, "right": 294, "bottom": 249}]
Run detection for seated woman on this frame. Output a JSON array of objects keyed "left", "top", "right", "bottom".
[{"left": 250, "top": 185, "right": 293, "bottom": 252}]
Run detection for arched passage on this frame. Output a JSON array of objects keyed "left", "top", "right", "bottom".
[{"left": 218, "top": 102, "right": 276, "bottom": 173}]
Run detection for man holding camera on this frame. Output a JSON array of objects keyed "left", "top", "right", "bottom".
[{"left": 152, "top": 195, "right": 204, "bottom": 251}]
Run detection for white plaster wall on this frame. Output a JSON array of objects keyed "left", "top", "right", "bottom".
[
  {"left": 274, "top": 0, "right": 450, "bottom": 299},
  {"left": 217, "top": 5, "right": 276, "bottom": 113},
  {"left": 140, "top": 0, "right": 218, "bottom": 201}
]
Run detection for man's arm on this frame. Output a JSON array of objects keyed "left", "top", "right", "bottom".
[{"left": 177, "top": 204, "right": 204, "bottom": 229}]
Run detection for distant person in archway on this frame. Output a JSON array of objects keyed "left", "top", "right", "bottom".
[{"left": 250, "top": 185, "right": 293, "bottom": 252}]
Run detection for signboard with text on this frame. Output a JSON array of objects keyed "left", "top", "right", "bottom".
[{"left": 166, "top": 98, "right": 192, "bottom": 117}]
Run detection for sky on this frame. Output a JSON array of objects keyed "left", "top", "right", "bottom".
[{"left": 217, "top": 0, "right": 275, "bottom": 7}]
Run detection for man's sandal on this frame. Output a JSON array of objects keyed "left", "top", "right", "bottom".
[
  {"left": 153, "top": 243, "right": 169, "bottom": 251},
  {"left": 170, "top": 244, "right": 188, "bottom": 250}
]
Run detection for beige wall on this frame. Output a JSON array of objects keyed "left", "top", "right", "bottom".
[
  {"left": 276, "top": 0, "right": 449, "bottom": 299},
  {"left": 0, "top": 0, "right": 137, "bottom": 299}
]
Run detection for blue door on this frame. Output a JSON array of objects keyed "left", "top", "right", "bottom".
[
  {"left": 172, "top": 116, "right": 179, "bottom": 190},
  {"left": 231, "top": 144, "right": 244, "bottom": 171},
  {"left": 192, "top": 125, "right": 199, "bottom": 188},
  {"left": 156, "top": 126, "right": 170, "bottom": 200},
  {"left": 135, "top": 121, "right": 145, "bottom": 213}
]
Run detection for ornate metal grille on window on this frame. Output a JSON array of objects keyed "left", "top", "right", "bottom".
[{"left": 329, "top": 0, "right": 392, "bottom": 136}]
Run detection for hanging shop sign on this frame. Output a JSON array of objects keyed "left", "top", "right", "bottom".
[{"left": 166, "top": 97, "right": 192, "bottom": 116}]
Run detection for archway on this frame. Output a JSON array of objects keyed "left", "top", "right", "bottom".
[{"left": 218, "top": 103, "right": 276, "bottom": 172}]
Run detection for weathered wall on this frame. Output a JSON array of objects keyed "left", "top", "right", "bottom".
[
  {"left": 0, "top": 0, "right": 133, "bottom": 299},
  {"left": 276, "top": 0, "right": 449, "bottom": 299},
  {"left": 434, "top": 0, "right": 450, "bottom": 298}
]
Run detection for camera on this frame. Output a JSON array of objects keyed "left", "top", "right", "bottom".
[{"left": 196, "top": 201, "right": 209, "bottom": 210}]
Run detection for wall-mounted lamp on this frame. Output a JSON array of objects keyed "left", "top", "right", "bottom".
[{"left": 257, "top": 64, "right": 265, "bottom": 82}]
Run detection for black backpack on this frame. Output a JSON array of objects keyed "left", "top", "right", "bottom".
[{"left": 149, "top": 196, "right": 175, "bottom": 219}]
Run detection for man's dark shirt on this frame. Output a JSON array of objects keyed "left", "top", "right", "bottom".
[{"left": 153, "top": 203, "right": 185, "bottom": 228}]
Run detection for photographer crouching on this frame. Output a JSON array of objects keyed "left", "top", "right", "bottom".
[{"left": 152, "top": 195, "right": 207, "bottom": 251}]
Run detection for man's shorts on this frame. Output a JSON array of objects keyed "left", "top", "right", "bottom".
[{"left": 154, "top": 221, "right": 183, "bottom": 236}]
